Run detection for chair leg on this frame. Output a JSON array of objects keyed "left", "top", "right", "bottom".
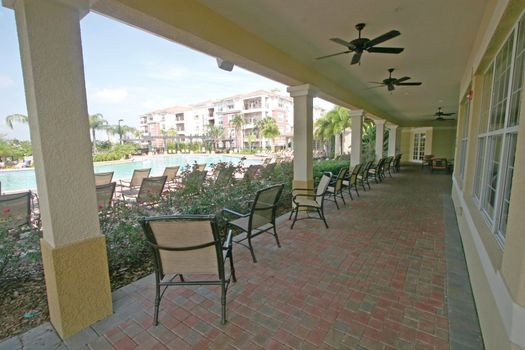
[
  {"left": 333, "top": 193, "right": 339, "bottom": 209},
  {"left": 318, "top": 208, "right": 329, "bottom": 228},
  {"left": 340, "top": 192, "right": 346, "bottom": 205},
  {"left": 288, "top": 208, "right": 294, "bottom": 220},
  {"left": 354, "top": 185, "right": 360, "bottom": 198},
  {"left": 273, "top": 225, "right": 281, "bottom": 248},
  {"left": 291, "top": 207, "right": 299, "bottom": 229},
  {"left": 220, "top": 282, "right": 227, "bottom": 324},
  {"left": 247, "top": 236, "right": 257, "bottom": 263},
  {"left": 228, "top": 247, "right": 237, "bottom": 283},
  {"left": 154, "top": 281, "right": 161, "bottom": 326},
  {"left": 348, "top": 187, "right": 354, "bottom": 200}
]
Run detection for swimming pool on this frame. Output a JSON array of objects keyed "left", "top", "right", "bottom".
[{"left": 0, "top": 154, "right": 261, "bottom": 192}]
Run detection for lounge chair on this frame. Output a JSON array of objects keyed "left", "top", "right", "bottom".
[
  {"left": 223, "top": 184, "right": 284, "bottom": 263},
  {"left": 194, "top": 163, "right": 206, "bottom": 172},
  {"left": 358, "top": 160, "right": 374, "bottom": 191},
  {"left": 140, "top": 215, "right": 236, "bottom": 325},
  {"left": 96, "top": 182, "right": 116, "bottom": 210},
  {"left": 289, "top": 174, "right": 331, "bottom": 229},
  {"left": 94, "top": 171, "right": 114, "bottom": 186},
  {"left": 0, "top": 190, "right": 40, "bottom": 236},
  {"left": 122, "top": 176, "right": 167, "bottom": 204},
  {"left": 214, "top": 166, "right": 235, "bottom": 186},
  {"left": 326, "top": 168, "right": 348, "bottom": 209},
  {"left": 242, "top": 164, "right": 261, "bottom": 181},
  {"left": 120, "top": 168, "right": 151, "bottom": 192},
  {"left": 162, "top": 166, "right": 180, "bottom": 189}
]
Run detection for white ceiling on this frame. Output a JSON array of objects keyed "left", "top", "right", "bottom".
[{"left": 198, "top": 0, "right": 489, "bottom": 124}]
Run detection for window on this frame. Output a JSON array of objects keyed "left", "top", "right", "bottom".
[{"left": 474, "top": 15, "right": 523, "bottom": 244}]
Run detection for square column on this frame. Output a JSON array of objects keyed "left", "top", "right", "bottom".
[
  {"left": 374, "top": 119, "right": 386, "bottom": 160},
  {"left": 387, "top": 124, "right": 398, "bottom": 157},
  {"left": 9, "top": 0, "right": 112, "bottom": 338},
  {"left": 350, "top": 110, "right": 365, "bottom": 167},
  {"left": 288, "top": 84, "right": 318, "bottom": 189}
]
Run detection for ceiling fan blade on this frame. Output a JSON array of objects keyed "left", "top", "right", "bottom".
[
  {"left": 330, "top": 38, "right": 352, "bottom": 47},
  {"left": 366, "top": 30, "right": 401, "bottom": 47},
  {"left": 395, "top": 76, "right": 411, "bottom": 83},
  {"left": 351, "top": 52, "right": 362, "bottom": 65},
  {"left": 387, "top": 84, "right": 395, "bottom": 91},
  {"left": 442, "top": 112, "right": 455, "bottom": 116},
  {"left": 367, "top": 47, "right": 404, "bottom": 54},
  {"left": 316, "top": 51, "right": 351, "bottom": 60},
  {"left": 397, "top": 82, "right": 422, "bottom": 86},
  {"left": 365, "top": 85, "right": 385, "bottom": 90},
  {"left": 367, "top": 81, "right": 385, "bottom": 84}
]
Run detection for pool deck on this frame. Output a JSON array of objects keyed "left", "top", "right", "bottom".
[{"left": 0, "top": 166, "right": 484, "bottom": 349}]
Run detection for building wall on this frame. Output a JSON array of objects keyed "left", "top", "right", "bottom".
[
  {"left": 431, "top": 127, "right": 457, "bottom": 159},
  {"left": 451, "top": 1, "right": 525, "bottom": 348}
]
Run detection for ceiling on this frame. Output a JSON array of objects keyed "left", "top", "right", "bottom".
[
  {"left": 94, "top": 0, "right": 489, "bottom": 126},
  {"left": 198, "top": 0, "right": 488, "bottom": 125}
]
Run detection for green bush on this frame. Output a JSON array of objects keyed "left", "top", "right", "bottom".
[
  {"left": 313, "top": 159, "right": 350, "bottom": 182},
  {"left": 93, "top": 144, "right": 139, "bottom": 162}
]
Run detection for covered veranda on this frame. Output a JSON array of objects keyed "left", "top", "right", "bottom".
[
  {"left": 2, "top": 0, "right": 523, "bottom": 348},
  {"left": 1, "top": 167, "right": 483, "bottom": 349}
]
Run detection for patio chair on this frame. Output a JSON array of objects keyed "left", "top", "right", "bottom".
[
  {"left": 343, "top": 163, "right": 362, "bottom": 199},
  {"left": 140, "top": 215, "right": 236, "bottom": 325},
  {"left": 357, "top": 160, "right": 374, "bottom": 191},
  {"left": 431, "top": 158, "right": 448, "bottom": 173},
  {"left": 260, "top": 162, "right": 277, "bottom": 179},
  {"left": 0, "top": 190, "right": 40, "bottom": 237},
  {"left": 94, "top": 171, "right": 114, "bottom": 186},
  {"left": 96, "top": 182, "right": 116, "bottom": 210},
  {"left": 214, "top": 166, "right": 235, "bottom": 186},
  {"left": 368, "top": 158, "right": 386, "bottom": 184},
  {"left": 242, "top": 164, "right": 262, "bottom": 181},
  {"left": 180, "top": 170, "right": 207, "bottom": 190},
  {"left": 289, "top": 173, "right": 331, "bottom": 229},
  {"left": 383, "top": 157, "right": 394, "bottom": 177},
  {"left": 223, "top": 184, "right": 284, "bottom": 263},
  {"left": 326, "top": 168, "right": 348, "bottom": 209},
  {"left": 120, "top": 168, "right": 151, "bottom": 192},
  {"left": 422, "top": 154, "right": 434, "bottom": 169},
  {"left": 393, "top": 154, "right": 402, "bottom": 173},
  {"left": 194, "top": 163, "right": 206, "bottom": 172},
  {"left": 122, "top": 176, "right": 167, "bottom": 204}
]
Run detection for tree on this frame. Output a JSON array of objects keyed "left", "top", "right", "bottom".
[
  {"left": 314, "top": 113, "right": 336, "bottom": 157},
  {"left": 106, "top": 124, "right": 138, "bottom": 143},
  {"left": 230, "top": 114, "right": 245, "bottom": 150},
  {"left": 89, "top": 113, "right": 108, "bottom": 154},
  {"left": 326, "top": 106, "right": 351, "bottom": 155},
  {"left": 206, "top": 125, "right": 224, "bottom": 151},
  {"left": 260, "top": 117, "right": 280, "bottom": 151},
  {"left": 5, "top": 114, "right": 28, "bottom": 129},
  {"left": 246, "top": 134, "right": 256, "bottom": 150}
]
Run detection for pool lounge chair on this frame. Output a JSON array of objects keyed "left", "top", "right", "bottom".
[
  {"left": 120, "top": 168, "right": 151, "bottom": 192},
  {"left": 96, "top": 182, "right": 116, "bottom": 210},
  {"left": 122, "top": 176, "right": 167, "bottom": 205},
  {"left": 95, "top": 171, "right": 114, "bottom": 186},
  {"left": 0, "top": 190, "right": 40, "bottom": 237}
]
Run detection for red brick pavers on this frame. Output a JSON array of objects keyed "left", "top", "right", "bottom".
[{"left": 89, "top": 166, "right": 452, "bottom": 349}]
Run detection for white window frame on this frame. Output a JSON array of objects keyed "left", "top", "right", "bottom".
[
  {"left": 459, "top": 95, "right": 471, "bottom": 184},
  {"left": 475, "top": 14, "right": 523, "bottom": 245},
  {"left": 409, "top": 127, "right": 432, "bottom": 162}
]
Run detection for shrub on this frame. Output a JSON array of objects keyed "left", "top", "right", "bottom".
[{"left": 313, "top": 159, "right": 350, "bottom": 182}]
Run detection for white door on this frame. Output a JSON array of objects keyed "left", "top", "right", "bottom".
[{"left": 411, "top": 132, "right": 426, "bottom": 162}]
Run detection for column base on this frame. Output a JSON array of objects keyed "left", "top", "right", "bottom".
[{"left": 41, "top": 236, "right": 112, "bottom": 338}]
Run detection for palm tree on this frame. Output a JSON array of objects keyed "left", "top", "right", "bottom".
[
  {"left": 260, "top": 117, "right": 280, "bottom": 151},
  {"left": 89, "top": 113, "right": 108, "bottom": 154},
  {"left": 314, "top": 113, "right": 336, "bottom": 157},
  {"left": 206, "top": 125, "right": 224, "bottom": 151},
  {"left": 5, "top": 114, "right": 28, "bottom": 129},
  {"left": 326, "top": 106, "right": 351, "bottom": 155},
  {"left": 230, "top": 114, "right": 245, "bottom": 150}
]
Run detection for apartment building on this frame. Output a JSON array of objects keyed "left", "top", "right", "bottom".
[{"left": 139, "top": 89, "right": 325, "bottom": 150}]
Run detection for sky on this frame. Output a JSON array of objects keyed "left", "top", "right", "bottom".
[{"left": 0, "top": 8, "right": 333, "bottom": 141}]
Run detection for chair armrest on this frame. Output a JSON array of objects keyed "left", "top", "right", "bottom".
[{"left": 222, "top": 208, "right": 249, "bottom": 218}]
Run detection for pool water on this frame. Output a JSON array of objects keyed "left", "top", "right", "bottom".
[{"left": 0, "top": 154, "right": 260, "bottom": 192}]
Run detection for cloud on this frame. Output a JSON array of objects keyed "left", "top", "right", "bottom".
[
  {"left": 90, "top": 87, "right": 128, "bottom": 103},
  {"left": 0, "top": 74, "right": 14, "bottom": 89},
  {"left": 142, "top": 62, "right": 188, "bottom": 81}
]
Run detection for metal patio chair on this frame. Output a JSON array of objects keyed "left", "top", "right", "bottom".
[
  {"left": 289, "top": 173, "right": 331, "bottom": 229},
  {"left": 140, "top": 215, "right": 236, "bottom": 325},
  {"left": 223, "top": 184, "right": 284, "bottom": 263},
  {"left": 368, "top": 158, "right": 386, "bottom": 184},
  {"left": 343, "top": 163, "right": 363, "bottom": 199},
  {"left": 357, "top": 160, "right": 374, "bottom": 191},
  {"left": 393, "top": 154, "right": 402, "bottom": 173},
  {"left": 326, "top": 168, "right": 348, "bottom": 209},
  {"left": 162, "top": 166, "right": 180, "bottom": 189},
  {"left": 94, "top": 171, "right": 114, "bottom": 186}
]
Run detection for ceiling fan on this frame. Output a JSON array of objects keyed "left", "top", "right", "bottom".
[
  {"left": 316, "top": 23, "right": 404, "bottom": 65},
  {"left": 368, "top": 68, "right": 422, "bottom": 91},
  {"left": 433, "top": 107, "right": 456, "bottom": 120}
]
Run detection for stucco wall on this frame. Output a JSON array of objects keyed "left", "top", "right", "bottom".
[{"left": 432, "top": 128, "right": 457, "bottom": 159}]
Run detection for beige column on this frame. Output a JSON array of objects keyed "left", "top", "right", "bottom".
[
  {"left": 8, "top": 0, "right": 112, "bottom": 338},
  {"left": 288, "top": 84, "right": 318, "bottom": 189},
  {"left": 374, "top": 119, "right": 386, "bottom": 160},
  {"left": 350, "top": 110, "right": 365, "bottom": 167},
  {"left": 387, "top": 124, "right": 398, "bottom": 157}
]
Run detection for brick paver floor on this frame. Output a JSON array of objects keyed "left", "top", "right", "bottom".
[{"left": 0, "top": 166, "right": 483, "bottom": 349}]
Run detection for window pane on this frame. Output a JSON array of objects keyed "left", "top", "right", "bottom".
[
  {"left": 474, "top": 137, "right": 486, "bottom": 200},
  {"left": 489, "top": 34, "right": 514, "bottom": 131},
  {"left": 497, "top": 133, "right": 518, "bottom": 238},
  {"left": 479, "top": 64, "right": 494, "bottom": 134},
  {"left": 509, "top": 18, "right": 525, "bottom": 127},
  {"left": 482, "top": 135, "right": 502, "bottom": 220}
]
